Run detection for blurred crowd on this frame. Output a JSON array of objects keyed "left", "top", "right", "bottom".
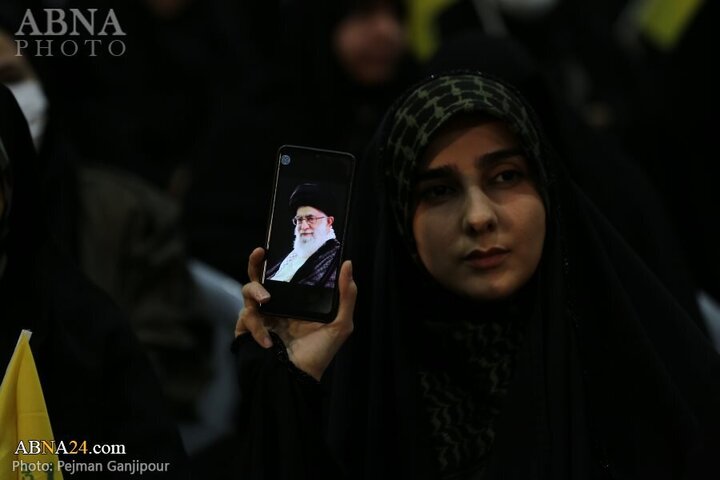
[{"left": 0, "top": 0, "right": 717, "bottom": 475}]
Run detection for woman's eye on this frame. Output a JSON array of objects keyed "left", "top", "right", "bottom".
[
  {"left": 492, "top": 169, "right": 524, "bottom": 185},
  {"left": 418, "top": 184, "right": 456, "bottom": 200}
]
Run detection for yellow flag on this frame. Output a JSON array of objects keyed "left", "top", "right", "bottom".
[
  {"left": 0, "top": 330, "right": 64, "bottom": 480},
  {"left": 638, "top": 0, "right": 705, "bottom": 50},
  {"left": 407, "top": 0, "right": 459, "bottom": 61}
]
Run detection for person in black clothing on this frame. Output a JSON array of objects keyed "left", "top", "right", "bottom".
[
  {"left": 267, "top": 184, "right": 342, "bottom": 289},
  {"left": 423, "top": 31, "right": 706, "bottom": 332},
  {"left": 0, "top": 84, "right": 188, "bottom": 479},
  {"left": 233, "top": 72, "right": 720, "bottom": 479},
  {"left": 632, "top": 1, "right": 720, "bottom": 303}
]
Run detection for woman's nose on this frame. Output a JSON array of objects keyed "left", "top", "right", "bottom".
[{"left": 462, "top": 188, "right": 497, "bottom": 234}]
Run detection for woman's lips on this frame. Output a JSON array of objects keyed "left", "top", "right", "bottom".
[{"left": 463, "top": 248, "right": 510, "bottom": 269}]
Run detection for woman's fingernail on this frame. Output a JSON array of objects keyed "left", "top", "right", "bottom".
[
  {"left": 263, "top": 336, "right": 273, "bottom": 348},
  {"left": 258, "top": 293, "right": 271, "bottom": 303}
]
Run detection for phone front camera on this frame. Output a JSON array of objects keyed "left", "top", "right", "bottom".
[{"left": 281, "top": 155, "right": 291, "bottom": 166}]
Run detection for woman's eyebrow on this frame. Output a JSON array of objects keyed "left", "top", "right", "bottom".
[
  {"left": 415, "top": 165, "right": 456, "bottom": 183},
  {"left": 414, "top": 148, "right": 526, "bottom": 183},
  {"left": 476, "top": 148, "right": 525, "bottom": 169}
]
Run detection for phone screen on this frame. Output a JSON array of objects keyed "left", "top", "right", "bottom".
[{"left": 261, "top": 145, "right": 355, "bottom": 322}]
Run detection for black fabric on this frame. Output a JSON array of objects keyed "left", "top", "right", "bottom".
[
  {"left": 0, "top": 133, "right": 10, "bottom": 277},
  {"left": 0, "top": 84, "right": 188, "bottom": 479},
  {"left": 417, "top": 293, "right": 530, "bottom": 478},
  {"left": 288, "top": 183, "right": 338, "bottom": 218},
  {"left": 233, "top": 73, "right": 720, "bottom": 479},
  {"left": 267, "top": 238, "right": 342, "bottom": 288},
  {"left": 636, "top": 1, "right": 720, "bottom": 302},
  {"left": 231, "top": 332, "right": 342, "bottom": 480}
]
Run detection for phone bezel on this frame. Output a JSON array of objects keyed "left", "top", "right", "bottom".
[{"left": 259, "top": 145, "right": 355, "bottom": 323}]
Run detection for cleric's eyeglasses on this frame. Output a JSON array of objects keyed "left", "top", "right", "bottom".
[{"left": 292, "top": 215, "right": 326, "bottom": 226}]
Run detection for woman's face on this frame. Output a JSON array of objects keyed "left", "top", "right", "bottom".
[
  {"left": 333, "top": 4, "right": 406, "bottom": 86},
  {"left": 411, "top": 118, "right": 546, "bottom": 301}
]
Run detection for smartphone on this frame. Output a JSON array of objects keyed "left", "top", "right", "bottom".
[{"left": 260, "top": 145, "right": 355, "bottom": 322}]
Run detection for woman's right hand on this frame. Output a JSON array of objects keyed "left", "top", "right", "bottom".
[{"left": 235, "top": 247, "right": 357, "bottom": 381}]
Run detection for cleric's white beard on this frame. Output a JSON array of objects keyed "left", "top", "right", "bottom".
[{"left": 294, "top": 226, "right": 335, "bottom": 258}]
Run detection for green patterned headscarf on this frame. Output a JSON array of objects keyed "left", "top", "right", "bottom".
[{"left": 382, "top": 73, "right": 547, "bottom": 243}]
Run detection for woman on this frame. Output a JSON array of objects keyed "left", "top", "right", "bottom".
[
  {"left": 0, "top": 84, "right": 188, "bottom": 479},
  {"left": 424, "top": 31, "right": 706, "bottom": 332},
  {"left": 234, "top": 72, "right": 720, "bottom": 479}
]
